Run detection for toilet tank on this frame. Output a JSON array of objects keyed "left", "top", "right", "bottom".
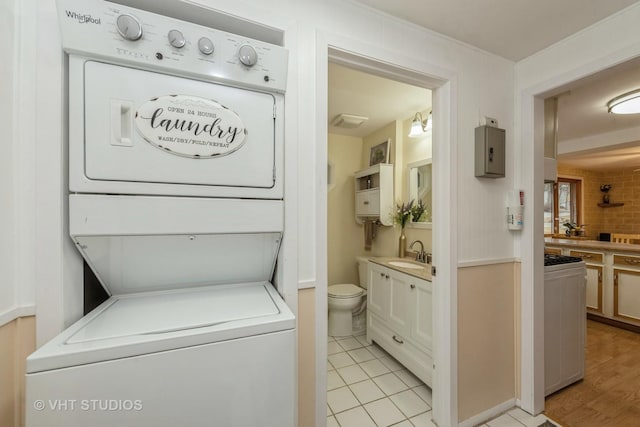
[{"left": 356, "top": 256, "right": 370, "bottom": 289}]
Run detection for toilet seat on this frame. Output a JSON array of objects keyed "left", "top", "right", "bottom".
[{"left": 328, "top": 284, "right": 364, "bottom": 299}]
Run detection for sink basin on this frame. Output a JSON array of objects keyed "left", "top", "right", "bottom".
[{"left": 388, "top": 261, "right": 424, "bottom": 269}]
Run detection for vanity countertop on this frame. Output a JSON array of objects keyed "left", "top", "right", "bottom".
[{"left": 368, "top": 257, "right": 432, "bottom": 281}]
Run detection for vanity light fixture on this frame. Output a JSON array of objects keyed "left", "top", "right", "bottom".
[
  {"left": 408, "top": 111, "right": 432, "bottom": 138},
  {"left": 607, "top": 89, "right": 640, "bottom": 114}
]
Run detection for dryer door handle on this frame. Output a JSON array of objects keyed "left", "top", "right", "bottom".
[{"left": 111, "top": 100, "right": 133, "bottom": 147}]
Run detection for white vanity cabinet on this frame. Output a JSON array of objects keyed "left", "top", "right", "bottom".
[{"left": 367, "top": 262, "right": 433, "bottom": 386}]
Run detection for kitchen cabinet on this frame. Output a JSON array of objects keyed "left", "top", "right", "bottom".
[
  {"left": 367, "top": 263, "right": 433, "bottom": 386},
  {"left": 354, "top": 164, "right": 393, "bottom": 226},
  {"left": 569, "top": 250, "right": 603, "bottom": 314},
  {"left": 613, "top": 254, "right": 640, "bottom": 323}
]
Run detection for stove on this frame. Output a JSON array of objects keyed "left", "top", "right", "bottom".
[{"left": 544, "top": 254, "right": 583, "bottom": 267}]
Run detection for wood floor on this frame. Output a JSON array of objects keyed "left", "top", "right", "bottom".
[{"left": 545, "top": 319, "right": 640, "bottom": 427}]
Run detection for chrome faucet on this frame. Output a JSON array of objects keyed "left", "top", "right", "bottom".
[{"left": 410, "top": 240, "right": 428, "bottom": 263}]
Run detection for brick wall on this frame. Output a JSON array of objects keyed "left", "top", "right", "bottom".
[{"left": 557, "top": 165, "right": 640, "bottom": 237}]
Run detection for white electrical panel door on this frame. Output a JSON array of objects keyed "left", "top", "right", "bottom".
[{"left": 80, "top": 60, "right": 279, "bottom": 193}]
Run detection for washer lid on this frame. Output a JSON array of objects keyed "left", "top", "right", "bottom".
[
  {"left": 26, "top": 282, "right": 296, "bottom": 373},
  {"left": 67, "top": 284, "right": 279, "bottom": 344},
  {"left": 328, "top": 284, "right": 364, "bottom": 298}
]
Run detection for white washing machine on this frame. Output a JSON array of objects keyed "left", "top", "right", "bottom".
[{"left": 26, "top": 1, "right": 294, "bottom": 426}]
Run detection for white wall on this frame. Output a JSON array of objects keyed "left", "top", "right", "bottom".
[
  {"left": 515, "top": 1, "right": 640, "bottom": 414},
  {"left": 0, "top": 0, "right": 37, "bottom": 327},
  {"left": 25, "top": 0, "right": 518, "bottom": 424},
  {"left": 190, "top": 0, "right": 516, "bottom": 270},
  {"left": 0, "top": 0, "right": 17, "bottom": 322}
]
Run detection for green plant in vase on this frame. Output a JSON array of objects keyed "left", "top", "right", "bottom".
[{"left": 395, "top": 200, "right": 413, "bottom": 257}]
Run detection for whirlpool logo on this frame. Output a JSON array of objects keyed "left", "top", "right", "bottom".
[{"left": 65, "top": 10, "right": 101, "bottom": 25}]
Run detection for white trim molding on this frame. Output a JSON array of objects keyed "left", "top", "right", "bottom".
[
  {"left": 458, "top": 398, "right": 516, "bottom": 427},
  {"left": 0, "top": 305, "right": 36, "bottom": 328},
  {"left": 457, "top": 258, "right": 520, "bottom": 268}
]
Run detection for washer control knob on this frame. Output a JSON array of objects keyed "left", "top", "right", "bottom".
[
  {"left": 198, "top": 37, "right": 214, "bottom": 55},
  {"left": 168, "top": 29, "right": 186, "bottom": 48},
  {"left": 238, "top": 44, "right": 258, "bottom": 67},
  {"left": 116, "top": 14, "right": 143, "bottom": 41}
]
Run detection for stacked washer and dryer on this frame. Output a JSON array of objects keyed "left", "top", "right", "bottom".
[{"left": 26, "top": 1, "right": 294, "bottom": 426}]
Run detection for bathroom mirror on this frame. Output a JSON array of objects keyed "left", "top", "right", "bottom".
[{"left": 407, "top": 158, "right": 432, "bottom": 228}]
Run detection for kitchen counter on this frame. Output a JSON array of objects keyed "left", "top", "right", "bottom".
[
  {"left": 546, "top": 237, "right": 640, "bottom": 329},
  {"left": 545, "top": 238, "right": 640, "bottom": 254},
  {"left": 368, "top": 257, "right": 432, "bottom": 281}
]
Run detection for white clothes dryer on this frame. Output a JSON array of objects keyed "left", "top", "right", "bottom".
[{"left": 26, "top": 1, "right": 294, "bottom": 426}]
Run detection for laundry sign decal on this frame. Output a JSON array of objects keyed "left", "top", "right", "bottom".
[{"left": 134, "top": 95, "right": 247, "bottom": 158}]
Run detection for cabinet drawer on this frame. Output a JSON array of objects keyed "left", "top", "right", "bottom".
[
  {"left": 355, "top": 190, "right": 380, "bottom": 216},
  {"left": 569, "top": 250, "right": 603, "bottom": 263},
  {"left": 614, "top": 254, "right": 640, "bottom": 268},
  {"left": 545, "top": 246, "right": 562, "bottom": 255}
]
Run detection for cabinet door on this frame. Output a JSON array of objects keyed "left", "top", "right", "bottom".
[
  {"left": 368, "top": 264, "right": 390, "bottom": 320},
  {"left": 388, "top": 272, "right": 411, "bottom": 336},
  {"left": 614, "top": 268, "right": 640, "bottom": 323},
  {"left": 355, "top": 190, "right": 380, "bottom": 216},
  {"left": 585, "top": 265, "right": 603, "bottom": 313},
  {"left": 410, "top": 279, "right": 433, "bottom": 352}
]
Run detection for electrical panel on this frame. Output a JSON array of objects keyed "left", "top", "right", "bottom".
[{"left": 475, "top": 125, "right": 505, "bottom": 178}]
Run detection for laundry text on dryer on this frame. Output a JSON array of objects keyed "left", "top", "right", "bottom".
[
  {"left": 156, "top": 136, "right": 230, "bottom": 148},
  {"left": 141, "top": 108, "right": 242, "bottom": 144}
]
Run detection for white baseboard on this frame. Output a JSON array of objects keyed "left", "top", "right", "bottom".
[
  {"left": 0, "top": 305, "right": 36, "bottom": 328},
  {"left": 458, "top": 398, "right": 517, "bottom": 427}
]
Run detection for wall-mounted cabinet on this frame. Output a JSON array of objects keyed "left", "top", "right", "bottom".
[{"left": 354, "top": 163, "right": 393, "bottom": 226}]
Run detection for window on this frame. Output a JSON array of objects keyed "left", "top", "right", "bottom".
[{"left": 544, "top": 178, "right": 582, "bottom": 235}]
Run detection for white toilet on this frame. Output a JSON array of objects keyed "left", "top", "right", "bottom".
[{"left": 328, "top": 256, "right": 369, "bottom": 337}]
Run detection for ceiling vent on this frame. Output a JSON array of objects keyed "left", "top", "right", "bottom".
[{"left": 331, "top": 114, "right": 368, "bottom": 129}]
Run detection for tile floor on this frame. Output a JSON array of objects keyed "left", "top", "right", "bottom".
[{"left": 327, "top": 334, "right": 561, "bottom": 427}]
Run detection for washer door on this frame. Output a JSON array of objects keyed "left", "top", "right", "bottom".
[{"left": 83, "top": 61, "right": 277, "bottom": 189}]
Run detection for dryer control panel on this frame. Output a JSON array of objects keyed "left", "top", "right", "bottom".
[{"left": 56, "top": 0, "right": 288, "bottom": 93}]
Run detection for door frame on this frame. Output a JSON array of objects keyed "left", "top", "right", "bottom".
[
  {"left": 315, "top": 31, "right": 459, "bottom": 426},
  {"left": 518, "top": 48, "right": 640, "bottom": 414}
]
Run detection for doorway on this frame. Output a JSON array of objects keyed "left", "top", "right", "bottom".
[
  {"left": 326, "top": 61, "right": 433, "bottom": 425},
  {"left": 520, "top": 51, "right": 640, "bottom": 415},
  {"left": 316, "top": 44, "right": 457, "bottom": 426}
]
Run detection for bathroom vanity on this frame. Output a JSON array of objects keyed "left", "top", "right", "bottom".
[{"left": 366, "top": 258, "right": 433, "bottom": 386}]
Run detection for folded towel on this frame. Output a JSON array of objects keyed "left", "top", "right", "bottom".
[{"left": 364, "top": 220, "right": 377, "bottom": 251}]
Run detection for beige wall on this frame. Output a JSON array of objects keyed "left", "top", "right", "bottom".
[
  {"left": 558, "top": 165, "right": 640, "bottom": 237},
  {"left": 458, "top": 263, "right": 517, "bottom": 422},
  {"left": 297, "top": 289, "right": 316, "bottom": 427},
  {"left": 0, "top": 316, "right": 35, "bottom": 427},
  {"left": 328, "top": 134, "right": 365, "bottom": 285}
]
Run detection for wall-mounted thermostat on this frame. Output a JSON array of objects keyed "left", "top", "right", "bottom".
[{"left": 475, "top": 125, "right": 505, "bottom": 178}]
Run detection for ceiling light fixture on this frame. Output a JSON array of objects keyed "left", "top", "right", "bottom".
[
  {"left": 408, "top": 111, "right": 432, "bottom": 138},
  {"left": 607, "top": 89, "right": 640, "bottom": 114}
]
